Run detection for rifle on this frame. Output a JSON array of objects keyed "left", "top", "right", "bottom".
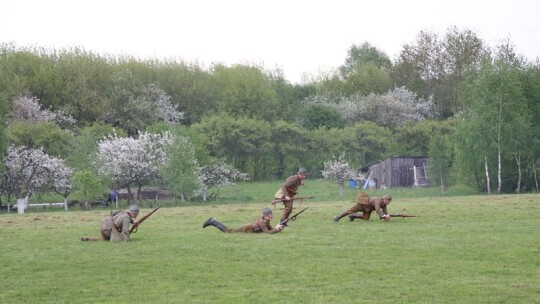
[
  {"left": 389, "top": 213, "right": 416, "bottom": 218},
  {"left": 271, "top": 196, "right": 314, "bottom": 205},
  {"left": 130, "top": 206, "right": 161, "bottom": 233},
  {"left": 279, "top": 207, "right": 309, "bottom": 226}
]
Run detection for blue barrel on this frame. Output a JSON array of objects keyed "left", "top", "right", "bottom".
[{"left": 348, "top": 179, "right": 358, "bottom": 188}]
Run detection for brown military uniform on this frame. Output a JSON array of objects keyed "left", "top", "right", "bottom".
[
  {"left": 110, "top": 212, "right": 135, "bottom": 242},
  {"left": 81, "top": 210, "right": 120, "bottom": 241},
  {"left": 100, "top": 216, "right": 113, "bottom": 240},
  {"left": 334, "top": 192, "right": 390, "bottom": 221},
  {"left": 224, "top": 216, "right": 281, "bottom": 234},
  {"left": 274, "top": 174, "right": 305, "bottom": 222}
]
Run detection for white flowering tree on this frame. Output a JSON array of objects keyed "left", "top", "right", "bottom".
[
  {"left": 7, "top": 95, "right": 76, "bottom": 128},
  {"left": 47, "top": 158, "right": 73, "bottom": 211},
  {"left": 96, "top": 131, "right": 173, "bottom": 200},
  {"left": 1, "top": 145, "right": 73, "bottom": 213},
  {"left": 7, "top": 96, "right": 56, "bottom": 122},
  {"left": 31, "top": 155, "right": 73, "bottom": 210},
  {"left": 148, "top": 84, "right": 185, "bottom": 124},
  {"left": 197, "top": 162, "right": 250, "bottom": 201},
  {"left": 104, "top": 71, "right": 184, "bottom": 136},
  {"left": 303, "top": 93, "right": 367, "bottom": 125},
  {"left": 321, "top": 153, "right": 357, "bottom": 197},
  {"left": 363, "top": 87, "right": 435, "bottom": 128},
  {"left": 303, "top": 87, "right": 435, "bottom": 129},
  {"left": 7, "top": 95, "right": 76, "bottom": 158}
]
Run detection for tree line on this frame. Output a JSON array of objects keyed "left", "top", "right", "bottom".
[{"left": 0, "top": 26, "right": 539, "bottom": 204}]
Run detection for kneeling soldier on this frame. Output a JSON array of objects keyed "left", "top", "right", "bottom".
[
  {"left": 110, "top": 205, "right": 140, "bottom": 241},
  {"left": 81, "top": 210, "right": 121, "bottom": 241}
]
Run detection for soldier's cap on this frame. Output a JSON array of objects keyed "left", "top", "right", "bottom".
[
  {"left": 383, "top": 194, "right": 392, "bottom": 200},
  {"left": 262, "top": 207, "right": 273, "bottom": 216},
  {"left": 127, "top": 205, "right": 140, "bottom": 214},
  {"left": 298, "top": 167, "right": 308, "bottom": 175}
]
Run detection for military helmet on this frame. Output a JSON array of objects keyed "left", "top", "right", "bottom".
[
  {"left": 127, "top": 204, "right": 140, "bottom": 214},
  {"left": 262, "top": 207, "right": 273, "bottom": 216},
  {"left": 383, "top": 194, "right": 392, "bottom": 201},
  {"left": 297, "top": 167, "right": 308, "bottom": 175}
]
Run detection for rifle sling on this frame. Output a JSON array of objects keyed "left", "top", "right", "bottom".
[{"left": 112, "top": 212, "right": 134, "bottom": 233}]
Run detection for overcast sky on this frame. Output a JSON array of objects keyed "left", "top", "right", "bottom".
[{"left": 1, "top": 0, "right": 539, "bottom": 83}]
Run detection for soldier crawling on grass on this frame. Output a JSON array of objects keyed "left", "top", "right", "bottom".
[
  {"left": 81, "top": 205, "right": 140, "bottom": 242},
  {"left": 203, "top": 207, "right": 284, "bottom": 234},
  {"left": 333, "top": 192, "right": 392, "bottom": 222}
]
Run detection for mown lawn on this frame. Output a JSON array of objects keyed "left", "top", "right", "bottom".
[{"left": 1, "top": 191, "right": 539, "bottom": 303}]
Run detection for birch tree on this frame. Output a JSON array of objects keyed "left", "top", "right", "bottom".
[
  {"left": 428, "top": 134, "right": 451, "bottom": 192},
  {"left": 459, "top": 54, "right": 528, "bottom": 193}
]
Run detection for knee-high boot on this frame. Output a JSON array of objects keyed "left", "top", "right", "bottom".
[
  {"left": 203, "top": 217, "right": 227, "bottom": 232},
  {"left": 212, "top": 219, "right": 227, "bottom": 232}
]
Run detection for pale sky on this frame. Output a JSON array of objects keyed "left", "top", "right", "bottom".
[{"left": 1, "top": 0, "right": 539, "bottom": 83}]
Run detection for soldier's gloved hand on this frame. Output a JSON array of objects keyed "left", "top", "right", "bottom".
[
  {"left": 382, "top": 214, "right": 391, "bottom": 221},
  {"left": 284, "top": 196, "right": 291, "bottom": 202},
  {"left": 133, "top": 221, "right": 139, "bottom": 227},
  {"left": 275, "top": 224, "right": 284, "bottom": 231}
]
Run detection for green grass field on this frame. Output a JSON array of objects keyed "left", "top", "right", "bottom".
[{"left": 1, "top": 185, "right": 539, "bottom": 303}]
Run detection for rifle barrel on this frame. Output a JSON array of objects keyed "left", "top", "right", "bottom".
[
  {"left": 279, "top": 207, "right": 309, "bottom": 225},
  {"left": 130, "top": 206, "right": 161, "bottom": 233}
]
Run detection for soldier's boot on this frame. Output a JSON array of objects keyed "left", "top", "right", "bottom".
[
  {"left": 203, "top": 217, "right": 227, "bottom": 231},
  {"left": 210, "top": 219, "right": 227, "bottom": 232},
  {"left": 281, "top": 207, "right": 293, "bottom": 227},
  {"left": 203, "top": 217, "right": 215, "bottom": 228}
]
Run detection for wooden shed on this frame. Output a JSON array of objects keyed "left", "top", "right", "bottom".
[{"left": 361, "top": 156, "right": 430, "bottom": 189}]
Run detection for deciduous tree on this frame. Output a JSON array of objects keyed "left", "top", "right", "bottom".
[
  {"left": 103, "top": 70, "right": 183, "bottom": 136},
  {"left": 73, "top": 170, "right": 104, "bottom": 210},
  {"left": 1, "top": 145, "right": 72, "bottom": 213},
  {"left": 197, "top": 161, "right": 250, "bottom": 201},
  {"left": 321, "top": 153, "right": 357, "bottom": 197},
  {"left": 160, "top": 132, "right": 199, "bottom": 201},
  {"left": 96, "top": 131, "right": 172, "bottom": 200}
]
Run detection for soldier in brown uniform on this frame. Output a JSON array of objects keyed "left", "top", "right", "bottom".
[
  {"left": 81, "top": 210, "right": 118, "bottom": 241},
  {"left": 202, "top": 207, "right": 284, "bottom": 234},
  {"left": 333, "top": 192, "right": 392, "bottom": 222},
  {"left": 274, "top": 167, "right": 308, "bottom": 225},
  {"left": 109, "top": 205, "right": 140, "bottom": 242}
]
